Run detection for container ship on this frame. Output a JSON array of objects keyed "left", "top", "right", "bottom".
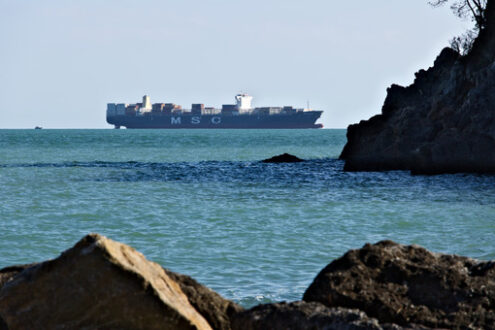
[{"left": 106, "top": 94, "right": 323, "bottom": 129}]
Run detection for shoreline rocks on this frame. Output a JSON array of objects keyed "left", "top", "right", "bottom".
[
  {"left": 1, "top": 235, "right": 494, "bottom": 329},
  {"left": 340, "top": 1, "right": 495, "bottom": 174}
]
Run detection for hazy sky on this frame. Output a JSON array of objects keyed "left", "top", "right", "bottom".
[{"left": 1, "top": 0, "right": 471, "bottom": 128}]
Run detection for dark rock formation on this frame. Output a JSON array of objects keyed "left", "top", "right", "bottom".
[
  {"left": 0, "top": 234, "right": 212, "bottom": 330},
  {"left": 262, "top": 153, "right": 304, "bottom": 163},
  {"left": 303, "top": 240, "right": 495, "bottom": 329},
  {"left": 0, "top": 264, "right": 33, "bottom": 290},
  {"left": 340, "top": 1, "right": 495, "bottom": 174},
  {"left": 165, "top": 270, "right": 243, "bottom": 330},
  {"left": 231, "top": 301, "right": 385, "bottom": 330}
]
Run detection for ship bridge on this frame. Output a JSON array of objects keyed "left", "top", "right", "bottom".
[{"left": 235, "top": 93, "right": 253, "bottom": 113}]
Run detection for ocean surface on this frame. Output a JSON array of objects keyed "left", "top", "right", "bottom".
[{"left": 1, "top": 129, "right": 494, "bottom": 307}]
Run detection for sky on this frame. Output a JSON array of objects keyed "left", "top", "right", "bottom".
[{"left": 0, "top": 0, "right": 472, "bottom": 129}]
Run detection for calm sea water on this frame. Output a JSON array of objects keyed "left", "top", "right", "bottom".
[{"left": 1, "top": 129, "right": 494, "bottom": 307}]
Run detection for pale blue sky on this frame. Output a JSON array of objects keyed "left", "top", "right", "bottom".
[{"left": 0, "top": 0, "right": 471, "bottom": 128}]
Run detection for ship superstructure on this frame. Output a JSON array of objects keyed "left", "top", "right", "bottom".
[{"left": 106, "top": 94, "right": 323, "bottom": 129}]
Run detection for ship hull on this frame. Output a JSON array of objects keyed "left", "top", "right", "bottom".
[{"left": 107, "top": 112, "right": 323, "bottom": 129}]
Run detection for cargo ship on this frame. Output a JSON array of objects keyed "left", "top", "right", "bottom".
[{"left": 106, "top": 94, "right": 323, "bottom": 129}]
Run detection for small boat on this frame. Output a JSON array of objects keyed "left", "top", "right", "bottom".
[{"left": 34, "top": 126, "right": 43, "bottom": 130}]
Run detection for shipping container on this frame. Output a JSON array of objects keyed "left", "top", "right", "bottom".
[
  {"left": 152, "top": 103, "right": 165, "bottom": 113},
  {"left": 192, "top": 103, "right": 204, "bottom": 114}
]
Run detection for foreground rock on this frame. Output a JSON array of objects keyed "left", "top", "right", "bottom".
[
  {"left": 231, "top": 301, "right": 386, "bottom": 330},
  {"left": 340, "top": 1, "right": 495, "bottom": 173},
  {"left": 0, "top": 264, "right": 33, "bottom": 289},
  {"left": 303, "top": 240, "right": 495, "bottom": 329},
  {"left": 0, "top": 263, "right": 241, "bottom": 330},
  {"left": 0, "top": 234, "right": 212, "bottom": 329},
  {"left": 262, "top": 153, "right": 304, "bottom": 163},
  {"left": 165, "top": 270, "right": 243, "bottom": 330},
  {"left": 1, "top": 235, "right": 493, "bottom": 329}
]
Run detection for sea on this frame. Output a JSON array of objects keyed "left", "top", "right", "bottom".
[{"left": 1, "top": 129, "right": 494, "bottom": 307}]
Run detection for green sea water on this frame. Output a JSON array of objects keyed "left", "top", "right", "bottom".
[{"left": 1, "top": 129, "right": 494, "bottom": 307}]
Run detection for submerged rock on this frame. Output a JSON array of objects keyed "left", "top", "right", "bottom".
[
  {"left": 0, "top": 234, "right": 212, "bottom": 330},
  {"left": 231, "top": 301, "right": 385, "bottom": 330},
  {"left": 303, "top": 240, "right": 495, "bottom": 329},
  {"left": 262, "top": 153, "right": 304, "bottom": 163},
  {"left": 340, "top": 1, "right": 495, "bottom": 174}
]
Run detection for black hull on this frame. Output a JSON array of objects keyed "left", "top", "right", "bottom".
[{"left": 107, "top": 112, "right": 323, "bottom": 129}]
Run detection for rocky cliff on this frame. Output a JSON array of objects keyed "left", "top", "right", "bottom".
[{"left": 340, "top": 0, "right": 495, "bottom": 174}]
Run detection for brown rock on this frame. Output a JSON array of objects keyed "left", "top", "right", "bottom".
[
  {"left": 0, "top": 234, "right": 212, "bottom": 330},
  {"left": 303, "top": 240, "right": 495, "bottom": 329},
  {"left": 165, "top": 270, "right": 243, "bottom": 330},
  {"left": 231, "top": 301, "right": 389, "bottom": 330}
]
